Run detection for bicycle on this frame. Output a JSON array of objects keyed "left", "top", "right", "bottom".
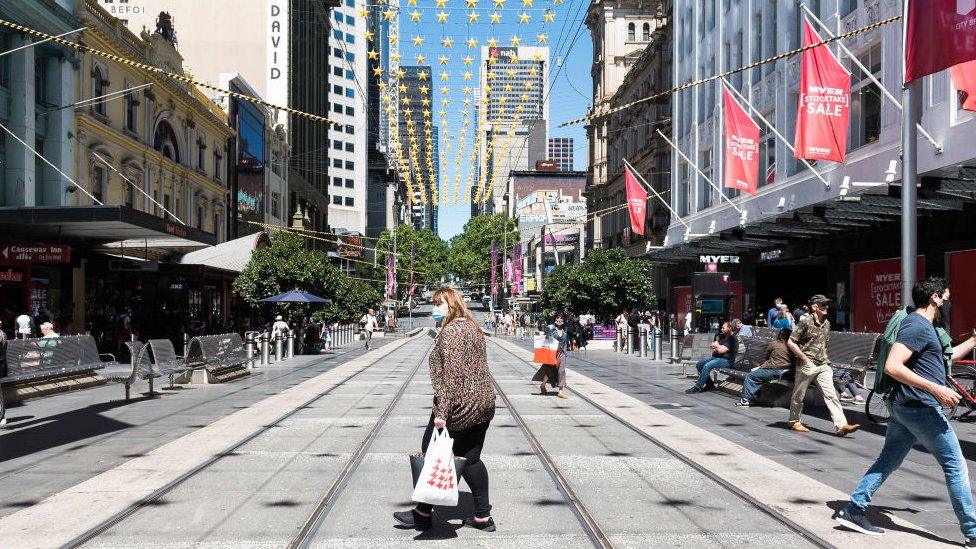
[{"left": 864, "top": 362, "right": 976, "bottom": 423}]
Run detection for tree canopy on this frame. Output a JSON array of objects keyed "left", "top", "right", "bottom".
[
  {"left": 447, "top": 214, "right": 518, "bottom": 283},
  {"left": 540, "top": 248, "right": 655, "bottom": 323},
  {"left": 373, "top": 224, "right": 449, "bottom": 290}
]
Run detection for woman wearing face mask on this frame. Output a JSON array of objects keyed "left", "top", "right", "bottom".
[
  {"left": 532, "top": 312, "right": 570, "bottom": 399},
  {"left": 394, "top": 287, "right": 497, "bottom": 532}
]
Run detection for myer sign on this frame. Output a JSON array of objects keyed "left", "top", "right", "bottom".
[
  {"left": 699, "top": 255, "right": 740, "bottom": 264},
  {"left": 267, "top": 0, "right": 289, "bottom": 127}
]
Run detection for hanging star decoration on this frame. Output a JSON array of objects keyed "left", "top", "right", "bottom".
[
  {"left": 467, "top": 11, "right": 480, "bottom": 23},
  {"left": 543, "top": 10, "right": 555, "bottom": 22},
  {"left": 364, "top": 29, "right": 374, "bottom": 41},
  {"left": 412, "top": 35, "right": 425, "bottom": 46},
  {"left": 509, "top": 35, "right": 521, "bottom": 46},
  {"left": 415, "top": 53, "right": 426, "bottom": 64},
  {"left": 490, "top": 12, "right": 502, "bottom": 24},
  {"left": 438, "top": 54, "right": 450, "bottom": 65},
  {"left": 493, "top": 0, "right": 506, "bottom": 6},
  {"left": 409, "top": 9, "right": 422, "bottom": 22},
  {"left": 436, "top": 10, "right": 449, "bottom": 23},
  {"left": 463, "top": 55, "right": 474, "bottom": 65},
  {"left": 368, "top": 48, "right": 379, "bottom": 60},
  {"left": 435, "top": 0, "right": 448, "bottom": 6},
  {"left": 467, "top": 0, "right": 479, "bottom": 6},
  {"left": 467, "top": 37, "right": 479, "bottom": 48},
  {"left": 518, "top": 12, "right": 531, "bottom": 23},
  {"left": 383, "top": 8, "right": 396, "bottom": 20},
  {"left": 442, "top": 36, "right": 454, "bottom": 48}
]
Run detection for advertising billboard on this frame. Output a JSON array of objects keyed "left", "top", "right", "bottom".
[
  {"left": 948, "top": 249, "right": 976, "bottom": 341},
  {"left": 850, "top": 256, "right": 925, "bottom": 333}
]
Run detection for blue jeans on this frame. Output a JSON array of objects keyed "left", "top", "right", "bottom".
[
  {"left": 848, "top": 403, "right": 976, "bottom": 539},
  {"left": 694, "top": 357, "right": 730, "bottom": 390},
  {"left": 742, "top": 368, "right": 788, "bottom": 401}
]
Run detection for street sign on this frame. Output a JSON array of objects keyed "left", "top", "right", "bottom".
[
  {"left": 0, "top": 244, "right": 71, "bottom": 264},
  {"left": 109, "top": 259, "right": 159, "bottom": 272}
]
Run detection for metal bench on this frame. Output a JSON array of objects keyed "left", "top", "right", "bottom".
[
  {"left": 148, "top": 339, "right": 192, "bottom": 390},
  {"left": 184, "top": 333, "right": 254, "bottom": 383},
  {"left": 679, "top": 333, "right": 718, "bottom": 376},
  {"left": 1, "top": 335, "right": 133, "bottom": 427},
  {"left": 716, "top": 336, "right": 774, "bottom": 382},
  {"left": 826, "top": 331, "right": 881, "bottom": 384},
  {"left": 753, "top": 327, "right": 780, "bottom": 339}
]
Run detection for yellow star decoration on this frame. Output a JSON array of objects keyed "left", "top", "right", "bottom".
[
  {"left": 391, "top": 52, "right": 402, "bottom": 63},
  {"left": 373, "top": 66, "right": 384, "bottom": 77},
  {"left": 383, "top": 8, "right": 396, "bottom": 20},
  {"left": 467, "top": 11, "right": 480, "bottom": 23},
  {"left": 409, "top": 9, "right": 422, "bottom": 21},
  {"left": 509, "top": 35, "right": 521, "bottom": 46},
  {"left": 364, "top": 29, "right": 375, "bottom": 41},
  {"left": 524, "top": 80, "right": 535, "bottom": 88},
  {"left": 378, "top": 81, "right": 387, "bottom": 91},
  {"left": 419, "top": 70, "right": 430, "bottom": 80},
  {"left": 537, "top": 32, "right": 548, "bottom": 44},
  {"left": 440, "top": 86, "right": 450, "bottom": 94},
  {"left": 518, "top": 12, "right": 531, "bottom": 23},
  {"left": 441, "top": 98, "right": 451, "bottom": 106},
  {"left": 466, "top": 37, "right": 479, "bottom": 48},
  {"left": 467, "top": 0, "right": 478, "bottom": 6},
  {"left": 486, "top": 71, "right": 496, "bottom": 80},
  {"left": 498, "top": 96, "right": 507, "bottom": 104},
  {"left": 396, "top": 67, "right": 406, "bottom": 78},
  {"left": 504, "top": 83, "right": 513, "bottom": 91},
  {"left": 463, "top": 71, "right": 473, "bottom": 80},
  {"left": 463, "top": 86, "right": 472, "bottom": 94},
  {"left": 407, "top": 0, "right": 417, "bottom": 4},
  {"left": 532, "top": 51, "right": 544, "bottom": 61},
  {"left": 436, "top": 10, "right": 449, "bottom": 23},
  {"left": 440, "top": 71, "right": 451, "bottom": 81},
  {"left": 543, "top": 10, "right": 555, "bottom": 22},
  {"left": 415, "top": 53, "right": 426, "bottom": 64},
  {"left": 401, "top": 97, "right": 411, "bottom": 106},
  {"left": 442, "top": 36, "right": 455, "bottom": 48},
  {"left": 486, "top": 36, "right": 498, "bottom": 47},
  {"left": 463, "top": 55, "right": 474, "bottom": 65},
  {"left": 489, "top": 12, "right": 502, "bottom": 23},
  {"left": 493, "top": 0, "right": 505, "bottom": 6},
  {"left": 398, "top": 83, "right": 408, "bottom": 93},
  {"left": 435, "top": 0, "right": 448, "bottom": 6},
  {"left": 508, "top": 51, "right": 519, "bottom": 61},
  {"left": 422, "top": 98, "right": 431, "bottom": 107},
  {"left": 438, "top": 55, "right": 450, "bottom": 65},
  {"left": 412, "top": 35, "right": 425, "bottom": 46},
  {"left": 522, "top": 0, "right": 533, "bottom": 5},
  {"left": 419, "top": 84, "right": 430, "bottom": 94},
  {"left": 389, "top": 33, "right": 399, "bottom": 44},
  {"left": 506, "top": 69, "right": 516, "bottom": 77},
  {"left": 529, "top": 67, "right": 539, "bottom": 76},
  {"left": 358, "top": 7, "right": 369, "bottom": 19},
  {"left": 520, "top": 93, "right": 529, "bottom": 101},
  {"left": 368, "top": 49, "right": 379, "bottom": 60}
]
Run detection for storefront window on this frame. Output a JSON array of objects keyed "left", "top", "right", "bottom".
[{"left": 850, "top": 43, "right": 882, "bottom": 149}]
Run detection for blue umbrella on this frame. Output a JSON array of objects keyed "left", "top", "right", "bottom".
[{"left": 259, "top": 289, "right": 332, "bottom": 303}]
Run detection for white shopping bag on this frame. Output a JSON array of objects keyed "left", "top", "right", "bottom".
[
  {"left": 533, "top": 334, "right": 560, "bottom": 365},
  {"left": 411, "top": 429, "right": 459, "bottom": 506}
]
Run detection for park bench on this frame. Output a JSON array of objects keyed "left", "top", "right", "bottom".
[
  {"left": 825, "top": 331, "right": 881, "bottom": 384},
  {"left": 753, "top": 327, "right": 780, "bottom": 339},
  {"left": 1, "top": 335, "right": 135, "bottom": 427},
  {"left": 676, "top": 333, "right": 717, "bottom": 376},
  {"left": 148, "top": 339, "right": 192, "bottom": 390},
  {"left": 716, "top": 336, "right": 774, "bottom": 383},
  {"left": 184, "top": 333, "right": 254, "bottom": 383}
]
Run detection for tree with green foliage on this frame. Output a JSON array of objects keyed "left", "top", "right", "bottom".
[
  {"left": 447, "top": 214, "right": 518, "bottom": 283},
  {"left": 234, "top": 231, "right": 381, "bottom": 323},
  {"left": 373, "top": 224, "right": 449, "bottom": 291},
  {"left": 540, "top": 248, "right": 655, "bottom": 323}
]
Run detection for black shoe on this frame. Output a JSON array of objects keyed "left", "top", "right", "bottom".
[
  {"left": 965, "top": 538, "right": 976, "bottom": 547},
  {"left": 835, "top": 507, "right": 884, "bottom": 536},
  {"left": 685, "top": 386, "right": 703, "bottom": 394},
  {"left": 393, "top": 509, "right": 431, "bottom": 530},
  {"left": 462, "top": 517, "right": 496, "bottom": 532},
  {"left": 734, "top": 398, "right": 753, "bottom": 407}
]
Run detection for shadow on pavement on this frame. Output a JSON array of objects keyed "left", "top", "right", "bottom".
[
  {"left": 0, "top": 399, "right": 138, "bottom": 462},
  {"left": 826, "top": 500, "right": 958, "bottom": 545}
]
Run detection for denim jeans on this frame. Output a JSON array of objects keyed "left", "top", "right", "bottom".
[
  {"left": 694, "top": 357, "right": 731, "bottom": 390},
  {"left": 742, "top": 368, "right": 787, "bottom": 401},
  {"left": 848, "top": 402, "right": 976, "bottom": 539}
]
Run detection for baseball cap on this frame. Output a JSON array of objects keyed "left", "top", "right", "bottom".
[{"left": 809, "top": 294, "right": 831, "bottom": 305}]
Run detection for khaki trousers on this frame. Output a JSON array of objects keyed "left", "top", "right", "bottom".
[{"left": 789, "top": 362, "right": 849, "bottom": 429}]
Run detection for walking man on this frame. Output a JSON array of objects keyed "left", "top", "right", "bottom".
[
  {"left": 360, "top": 308, "right": 378, "bottom": 350},
  {"left": 836, "top": 278, "right": 976, "bottom": 541},
  {"left": 787, "top": 295, "right": 860, "bottom": 437},
  {"left": 767, "top": 297, "right": 784, "bottom": 328}
]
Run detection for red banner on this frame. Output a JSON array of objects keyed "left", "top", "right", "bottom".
[
  {"left": 674, "top": 285, "right": 692, "bottom": 330},
  {"left": 950, "top": 59, "right": 976, "bottom": 111},
  {"left": 723, "top": 87, "right": 760, "bottom": 195},
  {"left": 948, "top": 249, "right": 976, "bottom": 341},
  {"left": 0, "top": 244, "right": 71, "bottom": 264},
  {"left": 851, "top": 256, "right": 925, "bottom": 333},
  {"left": 905, "top": 0, "right": 976, "bottom": 83},
  {"left": 794, "top": 20, "right": 850, "bottom": 163},
  {"left": 624, "top": 166, "right": 647, "bottom": 236}
]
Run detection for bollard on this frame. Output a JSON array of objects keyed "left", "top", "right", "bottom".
[
  {"left": 670, "top": 327, "right": 680, "bottom": 361},
  {"left": 274, "top": 331, "right": 283, "bottom": 362},
  {"left": 654, "top": 328, "right": 663, "bottom": 361},
  {"left": 260, "top": 332, "right": 270, "bottom": 366},
  {"left": 183, "top": 333, "right": 190, "bottom": 356},
  {"left": 638, "top": 327, "right": 647, "bottom": 358},
  {"left": 287, "top": 329, "right": 295, "bottom": 359},
  {"left": 625, "top": 327, "right": 632, "bottom": 354},
  {"left": 616, "top": 328, "right": 623, "bottom": 352},
  {"left": 245, "top": 332, "right": 256, "bottom": 360}
]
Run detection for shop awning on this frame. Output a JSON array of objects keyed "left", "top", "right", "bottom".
[
  {"left": 178, "top": 231, "right": 270, "bottom": 273},
  {"left": 0, "top": 206, "right": 216, "bottom": 246}
]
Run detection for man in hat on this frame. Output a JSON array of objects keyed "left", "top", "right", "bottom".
[
  {"left": 272, "top": 315, "right": 290, "bottom": 357},
  {"left": 787, "top": 294, "right": 860, "bottom": 437}
]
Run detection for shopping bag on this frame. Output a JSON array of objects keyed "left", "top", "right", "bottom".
[
  {"left": 533, "top": 334, "right": 559, "bottom": 365},
  {"left": 410, "top": 453, "right": 467, "bottom": 487},
  {"left": 410, "top": 429, "right": 459, "bottom": 506}
]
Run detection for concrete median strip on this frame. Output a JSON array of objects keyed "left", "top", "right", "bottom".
[
  {"left": 0, "top": 338, "right": 414, "bottom": 549},
  {"left": 491, "top": 338, "right": 960, "bottom": 549}
]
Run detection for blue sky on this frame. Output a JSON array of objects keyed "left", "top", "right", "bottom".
[{"left": 381, "top": 0, "right": 592, "bottom": 239}]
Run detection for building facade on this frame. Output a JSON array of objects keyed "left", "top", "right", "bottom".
[
  {"left": 648, "top": 0, "right": 976, "bottom": 334},
  {"left": 547, "top": 137, "right": 574, "bottom": 172}
]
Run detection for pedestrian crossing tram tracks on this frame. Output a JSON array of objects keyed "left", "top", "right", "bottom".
[
  {"left": 490, "top": 341, "right": 835, "bottom": 549},
  {"left": 64, "top": 341, "right": 434, "bottom": 549}
]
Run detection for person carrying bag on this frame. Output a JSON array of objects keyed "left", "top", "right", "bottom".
[
  {"left": 394, "top": 288, "right": 496, "bottom": 533},
  {"left": 531, "top": 312, "right": 570, "bottom": 399}
]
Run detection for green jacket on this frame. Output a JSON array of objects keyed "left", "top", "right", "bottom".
[{"left": 875, "top": 306, "right": 952, "bottom": 393}]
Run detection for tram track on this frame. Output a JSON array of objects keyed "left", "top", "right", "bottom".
[
  {"left": 489, "top": 339, "right": 835, "bottom": 549},
  {"left": 64, "top": 337, "right": 432, "bottom": 549}
]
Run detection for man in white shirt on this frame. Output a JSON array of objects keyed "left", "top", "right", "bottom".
[
  {"left": 40, "top": 322, "right": 59, "bottom": 338},
  {"left": 271, "top": 315, "right": 290, "bottom": 357},
  {"left": 15, "top": 313, "right": 32, "bottom": 339},
  {"left": 360, "top": 308, "right": 378, "bottom": 350}
]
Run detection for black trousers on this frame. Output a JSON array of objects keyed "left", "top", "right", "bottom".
[{"left": 417, "top": 414, "right": 492, "bottom": 518}]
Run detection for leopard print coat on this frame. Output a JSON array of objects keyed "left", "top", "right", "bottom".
[{"left": 430, "top": 317, "right": 496, "bottom": 431}]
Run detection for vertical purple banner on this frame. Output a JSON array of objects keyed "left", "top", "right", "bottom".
[
  {"left": 490, "top": 244, "right": 499, "bottom": 297},
  {"left": 386, "top": 245, "right": 395, "bottom": 299},
  {"left": 408, "top": 243, "right": 416, "bottom": 296},
  {"left": 513, "top": 244, "right": 522, "bottom": 296}
]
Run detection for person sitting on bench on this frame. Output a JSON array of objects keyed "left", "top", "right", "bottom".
[
  {"left": 736, "top": 328, "right": 796, "bottom": 407},
  {"left": 686, "top": 321, "right": 737, "bottom": 394}
]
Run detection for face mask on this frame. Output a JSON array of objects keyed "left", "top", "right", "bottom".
[
  {"left": 432, "top": 305, "right": 447, "bottom": 323},
  {"left": 938, "top": 299, "right": 951, "bottom": 324}
]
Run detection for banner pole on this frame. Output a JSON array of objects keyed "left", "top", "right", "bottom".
[
  {"left": 901, "top": 0, "right": 919, "bottom": 306},
  {"left": 720, "top": 79, "right": 831, "bottom": 188}
]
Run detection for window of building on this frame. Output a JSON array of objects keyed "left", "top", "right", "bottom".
[
  {"left": 164, "top": 193, "right": 171, "bottom": 212},
  {"left": 334, "top": 11, "right": 342, "bottom": 21},
  {"left": 175, "top": 193, "right": 181, "bottom": 216},
  {"left": 345, "top": 124, "right": 354, "bottom": 134},
  {"left": 333, "top": 158, "right": 343, "bottom": 168},
  {"left": 197, "top": 204, "right": 205, "bottom": 229},
  {"left": 197, "top": 137, "right": 206, "bottom": 169},
  {"left": 345, "top": 105, "right": 355, "bottom": 116},
  {"left": 333, "top": 195, "right": 342, "bottom": 205},
  {"left": 0, "top": 56, "right": 8, "bottom": 88},
  {"left": 345, "top": 178, "right": 354, "bottom": 188},
  {"left": 345, "top": 51, "right": 355, "bottom": 62},
  {"left": 345, "top": 87, "right": 355, "bottom": 98},
  {"left": 214, "top": 212, "right": 221, "bottom": 237},
  {"left": 344, "top": 196, "right": 354, "bottom": 206},
  {"left": 333, "top": 47, "right": 342, "bottom": 58},
  {"left": 92, "top": 65, "right": 108, "bottom": 116},
  {"left": 333, "top": 176, "right": 342, "bottom": 186},
  {"left": 850, "top": 43, "right": 882, "bottom": 148},
  {"left": 760, "top": 118, "right": 776, "bottom": 187},
  {"left": 334, "top": 66, "right": 343, "bottom": 77},
  {"left": 928, "top": 71, "right": 947, "bottom": 106},
  {"left": 642, "top": 22, "right": 650, "bottom": 41},
  {"left": 124, "top": 179, "right": 134, "bottom": 207},
  {"left": 333, "top": 103, "right": 343, "bottom": 113},
  {"left": 345, "top": 14, "right": 355, "bottom": 25},
  {"left": 214, "top": 148, "right": 222, "bottom": 181},
  {"left": 677, "top": 163, "right": 690, "bottom": 217},
  {"left": 333, "top": 84, "right": 343, "bottom": 94},
  {"left": 752, "top": 13, "right": 762, "bottom": 84},
  {"left": 124, "top": 84, "right": 138, "bottom": 133},
  {"left": 840, "top": 0, "right": 856, "bottom": 17},
  {"left": 92, "top": 164, "right": 106, "bottom": 202},
  {"left": 628, "top": 22, "right": 635, "bottom": 41},
  {"left": 697, "top": 150, "right": 713, "bottom": 211},
  {"left": 332, "top": 139, "right": 342, "bottom": 150},
  {"left": 346, "top": 69, "right": 354, "bottom": 79},
  {"left": 333, "top": 29, "right": 342, "bottom": 40},
  {"left": 764, "top": 2, "right": 777, "bottom": 75},
  {"left": 345, "top": 0, "right": 354, "bottom": 7},
  {"left": 345, "top": 142, "right": 354, "bottom": 152},
  {"left": 345, "top": 32, "right": 355, "bottom": 44},
  {"left": 345, "top": 160, "right": 354, "bottom": 170}
]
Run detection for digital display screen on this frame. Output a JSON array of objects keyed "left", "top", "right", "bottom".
[{"left": 700, "top": 299, "right": 725, "bottom": 314}]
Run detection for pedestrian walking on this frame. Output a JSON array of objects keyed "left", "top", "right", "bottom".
[
  {"left": 836, "top": 278, "right": 976, "bottom": 542},
  {"left": 321, "top": 320, "right": 333, "bottom": 352},
  {"left": 15, "top": 312, "right": 32, "bottom": 339},
  {"left": 394, "top": 288, "right": 496, "bottom": 532},
  {"left": 736, "top": 328, "right": 795, "bottom": 407},
  {"left": 532, "top": 312, "right": 570, "bottom": 399},
  {"left": 360, "top": 308, "right": 378, "bottom": 350},
  {"left": 786, "top": 294, "right": 860, "bottom": 436},
  {"left": 685, "top": 321, "right": 738, "bottom": 394}
]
